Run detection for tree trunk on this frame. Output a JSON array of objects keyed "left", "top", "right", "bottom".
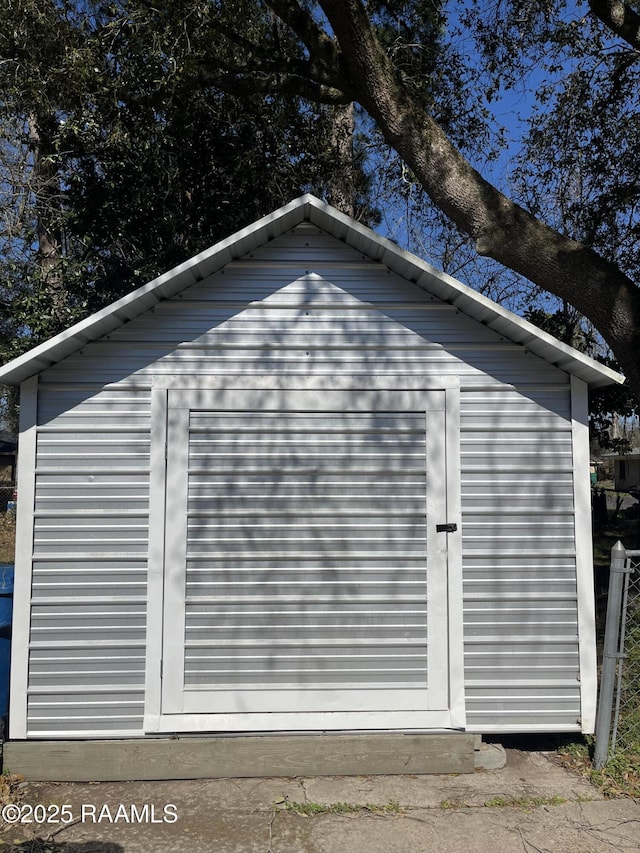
[
  {"left": 316, "top": 0, "right": 640, "bottom": 393},
  {"left": 326, "top": 102, "right": 355, "bottom": 217},
  {"left": 28, "top": 114, "right": 64, "bottom": 307}
]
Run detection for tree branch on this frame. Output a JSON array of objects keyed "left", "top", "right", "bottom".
[
  {"left": 266, "top": 0, "right": 340, "bottom": 67},
  {"left": 196, "top": 64, "right": 351, "bottom": 104},
  {"left": 206, "top": 7, "right": 350, "bottom": 102},
  {"left": 264, "top": 0, "right": 350, "bottom": 96},
  {"left": 588, "top": 0, "right": 640, "bottom": 52},
  {"left": 316, "top": 0, "right": 640, "bottom": 389},
  {"left": 210, "top": 20, "right": 280, "bottom": 65}
]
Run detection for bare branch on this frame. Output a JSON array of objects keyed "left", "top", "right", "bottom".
[
  {"left": 266, "top": 0, "right": 339, "bottom": 65},
  {"left": 264, "top": 0, "right": 350, "bottom": 95},
  {"left": 202, "top": 8, "right": 351, "bottom": 102},
  {"left": 196, "top": 64, "right": 351, "bottom": 104}
]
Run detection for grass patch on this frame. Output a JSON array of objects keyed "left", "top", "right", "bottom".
[
  {"left": 483, "top": 795, "right": 566, "bottom": 809},
  {"left": 278, "top": 800, "right": 402, "bottom": 817},
  {"left": 440, "top": 795, "right": 569, "bottom": 812},
  {"left": 587, "top": 753, "right": 640, "bottom": 798},
  {"left": 592, "top": 518, "right": 640, "bottom": 570},
  {"left": 556, "top": 739, "right": 640, "bottom": 799}
]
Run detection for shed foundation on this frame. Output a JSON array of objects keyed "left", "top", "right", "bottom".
[{"left": 3, "top": 733, "right": 476, "bottom": 781}]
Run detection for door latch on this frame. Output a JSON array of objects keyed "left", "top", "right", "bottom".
[{"left": 436, "top": 523, "right": 458, "bottom": 533}]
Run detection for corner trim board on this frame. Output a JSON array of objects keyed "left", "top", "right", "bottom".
[
  {"left": 571, "top": 375, "right": 597, "bottom": 732},
  {"left": 10, "top": 375, "right": 38, "bottom": 739}
]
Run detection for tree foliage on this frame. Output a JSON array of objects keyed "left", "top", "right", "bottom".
[
  {"left": 0, "top": 0, "right": 375, "bottom": 366},
  {"left": 458, "top": 0, "right": 640, "bottom": 295},
  {"left": 191, "top": 0, "right": 640, "bottom": 399},
  {"left": 2, "top": 0, "right": 640, "bottom": 419},
  {"left": 467, "top": 0, "right": 640, "bottom": 435}
]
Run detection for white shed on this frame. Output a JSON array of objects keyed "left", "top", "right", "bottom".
[{"left": 0, "top": 195, "right": 623, "bottom": 777}]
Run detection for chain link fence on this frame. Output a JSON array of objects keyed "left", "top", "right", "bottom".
[
  {"left": 611, "top": 551, "right": 640, "bottom": 755},
  {"left": 0, "top": 487, "right": 14, "bottom": 514},
  {"left": 594, "top": 545, "right": 640, "bottom": 767}
]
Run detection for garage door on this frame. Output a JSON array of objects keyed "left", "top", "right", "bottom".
[{"left": 160, "top": 387, "right": 453, "bottom": 729}]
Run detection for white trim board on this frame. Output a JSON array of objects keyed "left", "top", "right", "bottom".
[
  {"left": 571, "top": 375, "right": 598, "bottom": 733},
  {"left": 145, "top": 382, "right": 463, "bottom": 734},
  {"left": 9, "top": 376, "right": 38, "bottom": 740}
]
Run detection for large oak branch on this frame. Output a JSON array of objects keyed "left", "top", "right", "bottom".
[
  {"left": 315, "top": 0, "right": 640, "bottom": 390},
  {"left": 588, "top": 0, "right": 640, "bottom": 51}
]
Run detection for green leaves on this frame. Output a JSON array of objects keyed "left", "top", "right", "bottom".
[{"left": 0, "top": 0, "right": 376, "bottom": 371}]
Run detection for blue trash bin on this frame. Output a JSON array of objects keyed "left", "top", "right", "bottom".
[{"left": 0, "top": 564, "right": 14, "bottom": 717}]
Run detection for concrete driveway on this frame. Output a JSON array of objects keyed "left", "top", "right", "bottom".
[{"left": 1, "top": 747, "right": 638, "bottom": 852}]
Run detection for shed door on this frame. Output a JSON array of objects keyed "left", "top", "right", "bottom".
[{"left": 161, "top": 388, "right": 452, "bottom": 728}]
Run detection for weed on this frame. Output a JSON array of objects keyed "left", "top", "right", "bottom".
[
  {"left": 440, "top": 795, "right": 570, "bottom": 812},
  {"left": 588, "top": 753, "right": 640, "bottom": 798},
  {"left": 557, "top": 738, "right": 591, "bottom": 760},
  {"left": 556, "top": 740, "right": 640, "bottom": 798},
  {"left": 483, "top": 795, "right": 566, "bottom": 810},
  {"left": 279, "top": 800, "right": 402, "bottom": 817},
  {"left": 483, "top": 796, "right": 507, "bottom": 807}
]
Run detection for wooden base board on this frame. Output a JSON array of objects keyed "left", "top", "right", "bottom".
[{"left": 3, "top": 733, "right": 476, "bottom": 781}]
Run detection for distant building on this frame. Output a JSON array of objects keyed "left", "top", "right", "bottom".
[{"left": 606, "top": 449, "right": 640, "bottom": 492}]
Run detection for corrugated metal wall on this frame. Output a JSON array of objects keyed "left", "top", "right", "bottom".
[
  {"left": 27, "top": 224, "right": 579, "bottom": 735},
  {"left": 182, "top": 410, "right": 430, "bottom": 696},
  {"left": 31, "top": 387, "right": 150, "bottom": 734}
]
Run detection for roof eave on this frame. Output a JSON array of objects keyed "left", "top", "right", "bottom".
[
  {"left": 307, "top": 201, "right": 624, "bottom": 389},
  {"left": 0, "top": 195, "right": 315, "bottom": 386},
  {"left": 0, "top": 193, "right": 625, "bottom": 390}
]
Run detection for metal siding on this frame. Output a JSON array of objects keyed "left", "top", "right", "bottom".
[
  {"left": 28, "top": 386, "right": 150, "bottom": 736},
  {"left": 460, "top": 385, "right": 579, "bottom": 730},
  {"left": 183, "top": 411, "right": 431, "bottom": 696},
  {"left": 0, "top": 196, "right": 621, "bottom": 388},
  {"left": 25, "top": 226, "right": 580, "bottom": 735}
]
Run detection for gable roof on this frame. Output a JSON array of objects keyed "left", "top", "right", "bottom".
[{"left": 0, "top": 193, "right": 623, "bottom": 388}]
